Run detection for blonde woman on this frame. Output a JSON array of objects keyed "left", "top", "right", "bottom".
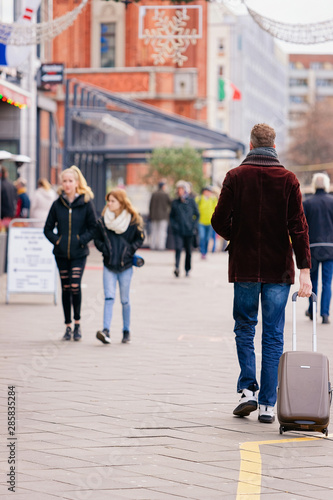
[
  {"left": 44, "top": 166, "right": 97, "bottom": 341},
  {"left": 94, "top": 188, "right": 145, "bottom": 344}
]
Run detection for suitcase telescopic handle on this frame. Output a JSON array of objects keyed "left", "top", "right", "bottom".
[{"left": 291, "top": 291, "right": 317, "bottom": 352}]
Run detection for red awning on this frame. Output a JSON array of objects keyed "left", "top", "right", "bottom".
[{"left": 0, "top": 81, "right": 31, "bottom": 108}]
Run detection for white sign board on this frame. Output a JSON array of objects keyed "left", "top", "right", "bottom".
[{"left": 7, "top": 225, "right": 57, "bottom": 303}]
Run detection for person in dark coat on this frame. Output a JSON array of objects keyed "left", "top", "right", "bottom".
[
  {"left": 149, "top": 180, "right": 171, "bottom": 250},
  {"left": 0, "top": 167, "right": 17, "bottom": 219},
  {"left": 169, "top": 180, "right": 199, "bottom": 278},
  {"left": 303, "top": 172, "right": 333, "bottom": 324},
  {"left": 211, "top": 123, "right": 312, "bottom": 424},
  {"left": 94, "top": 188, "right": 145, "bottom": 345},
  {"left": 44, "top": 166, "right": 97, "bottom": 341}
]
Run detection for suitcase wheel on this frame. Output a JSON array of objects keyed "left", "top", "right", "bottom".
[
  {"left": 279, "top": 426, "right": 284, "bottom": 435},
  {"left": 323, "top": 428, "right": 329, "bottom": 436}
]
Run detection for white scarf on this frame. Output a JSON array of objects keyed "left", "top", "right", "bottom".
[{"left": 104, "top": 208, "right": 131, "bottom": 234}]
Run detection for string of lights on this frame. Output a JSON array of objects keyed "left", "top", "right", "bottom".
[
  {"left": 218, "top": 0, "right": 333, "bottom": 44},
  {"left": 0, "top": 0, "right": 89, "bottom": 46},
  {"left": 245, "top": 5, "right": 333, "bottom": 44},
  {"left": 0, "top": 0, "right": 332, "bottom": 46},
  {"left": 0, "top": 92, "right": 27, "bottom": 109}
]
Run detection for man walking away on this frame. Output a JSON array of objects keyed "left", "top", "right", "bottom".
[
  {"left": 170, "top": 180, "right": 199, "bottom": 278},
  {"left": 211, "top": 123, "right": 312, "bottom": 424},
  {"left": 303, "top": 172, "right": 333, "bottom": 324},
  {"left": 149, "top": 180, "right": 171, "bottom": 250}
]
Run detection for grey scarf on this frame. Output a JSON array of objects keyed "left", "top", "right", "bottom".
[{"left": 247, "top": 147, "right": 278, "bottom": 159}]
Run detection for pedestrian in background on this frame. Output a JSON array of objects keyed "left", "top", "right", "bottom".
[
  {"left": 303, "top": 172, "right": 333, "bottom": 324},
  {"left": 149, "top": 180, "right": 171, "bottom": 250},
  {"left": 44, "top": 166, "right": 97, "bottom": 342},
  {"left": 169, "top": 180, "right": 199, "bottom": 278},
  {"left": 14, "top": 177, "right": 30, "bottom": 218},
  {"left": 94, "top": 188, "right": 144, "bottom": 345},
  {"left": 195, "top": 186, "right": 217, "bottom": 259},
  {"left": 30, "top": 178, "right": 57, "bottom": 223},
  {"left": 0, "top": 167, "right": 17, "bottom": 220},
  {"left": 212, "top": 123, "right": 312, "bottom": 424}
]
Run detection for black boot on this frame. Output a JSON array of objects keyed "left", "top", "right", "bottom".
[
  {"left": 63, "top": 326, "right": 72, "bottom": 341},
  {"left": 73, "top": 324, "right": 82, "bottom": 341},
  {"left": 122, "top": 330, "right": 131, "bottom": 343}
]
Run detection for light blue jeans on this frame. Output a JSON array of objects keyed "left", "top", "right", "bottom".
[
  {"left": 233, "top": 282, "right": 291, "bottom": 407},
  {"left": 103, "top": 266, "right": 133, "bottom": 332}
]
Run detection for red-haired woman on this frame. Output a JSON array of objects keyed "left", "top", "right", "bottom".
[{"left": 94, "top": 189, "right": 145, "bottom": 344}]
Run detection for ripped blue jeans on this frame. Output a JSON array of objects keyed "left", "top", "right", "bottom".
[{"left": 103, "top": 266, "right": 133, "bottom": 332}]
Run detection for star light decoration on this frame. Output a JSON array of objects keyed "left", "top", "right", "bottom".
[{"left": 142, "top": 9, "right": 199, "bottom": 66}]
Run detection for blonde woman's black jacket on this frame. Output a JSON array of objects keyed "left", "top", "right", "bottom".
[
  {"left": 44, "top": 194, "right": 97, "bottom": 259},
  {"left": 94, "top": 216, "right": 145, "bottom": 272}
]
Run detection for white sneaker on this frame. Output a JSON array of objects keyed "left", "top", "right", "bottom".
[
  {"left": 96, "top": 329, "right": 111, "bottom": 344},
  {"left": 233, "top": 389, "right": 258, "bottom": 417},
  {"left": 258, "top": 405, "right": 275, "bottom": 424}
]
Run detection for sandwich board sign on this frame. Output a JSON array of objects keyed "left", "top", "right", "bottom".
[{"left": 6, "top": 219, "right": 57, "bottom": 304}]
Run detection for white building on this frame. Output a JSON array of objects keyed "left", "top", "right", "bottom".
[
  {"left": 288, "top": 54, "right": 333, "bottom": 133},
  {"left": 207, "top": 3, "right": 288, "bottom": 183}
]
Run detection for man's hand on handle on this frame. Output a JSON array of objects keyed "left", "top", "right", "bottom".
[{"left": 298, "top": 268, "right": 312, "bottom": 297}]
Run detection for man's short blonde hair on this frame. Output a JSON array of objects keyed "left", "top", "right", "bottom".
[{"left": 250, "top": 124, "right": 276, "bottom": 148}]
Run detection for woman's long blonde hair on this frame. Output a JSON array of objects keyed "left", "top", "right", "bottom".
[
  {"left": 58, "top": 166, "right": 94, "bottom": 202},
  {"left": 102, "top": 188, "right": 143, "bottom": 229}
]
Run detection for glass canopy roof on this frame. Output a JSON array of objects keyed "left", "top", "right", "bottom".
[{"left": 64, "top": 80, "right": 245, "bottom": 160}]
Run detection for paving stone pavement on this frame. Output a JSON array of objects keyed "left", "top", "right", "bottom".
[{"left": 1, "top": 246, "right": 333, "bottom": 499}]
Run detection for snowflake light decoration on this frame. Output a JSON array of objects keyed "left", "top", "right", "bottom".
[{"left": 142, "top": 8, "right": 200, "bottom": 66}]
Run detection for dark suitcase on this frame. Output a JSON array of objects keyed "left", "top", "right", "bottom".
[{"left": 277, "top": 291, "right": 332, "bottom": 436}]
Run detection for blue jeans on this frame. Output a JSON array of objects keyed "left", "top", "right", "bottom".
[
  {"left": 233, "top": 282, "right": 291, "bottom": 406},
  {"left": 309, "top": 258, "right": 333, "bottom": 317},
  {"left": 103, "top": 266, "right": 133, "bottom": 332},
  {"left": 198, "top": 223, "right": 212, "bottom": 256}
]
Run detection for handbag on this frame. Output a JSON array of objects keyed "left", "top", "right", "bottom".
[{"left": 132, "top": 254, "right": 145, "bottom": 267}]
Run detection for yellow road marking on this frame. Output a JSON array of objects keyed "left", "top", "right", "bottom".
[{"left": 236, "top": 436, "right": 320, "bottom": 499}]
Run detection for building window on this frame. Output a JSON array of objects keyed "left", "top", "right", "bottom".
[
  {"left": 290, "top": 95, "right": 307, "bottom": 103},
  {"left": 310, "top": 62, "right": 324, "bottom": 70},
  {"left": 289, "top": 111, "right": 305, "bottom": 121},
  {"left": 217, "top": 38, "right": 225, "bottom": 54},
  {"left": 101, "top": 23, "right": 116, "bottom": 68},
  {"left": 289, "top": 78, "right": 307, "bottom": 87},
  {"left": 316, "top": 79, "right": 333, "bottom": 87},
  {"left": 289, "top": 61, "right": 304, "bottom": 69}
]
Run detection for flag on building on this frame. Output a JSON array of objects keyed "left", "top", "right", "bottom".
[{"left": 218, "top": 78, "right": 242, "bottom": 101}]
